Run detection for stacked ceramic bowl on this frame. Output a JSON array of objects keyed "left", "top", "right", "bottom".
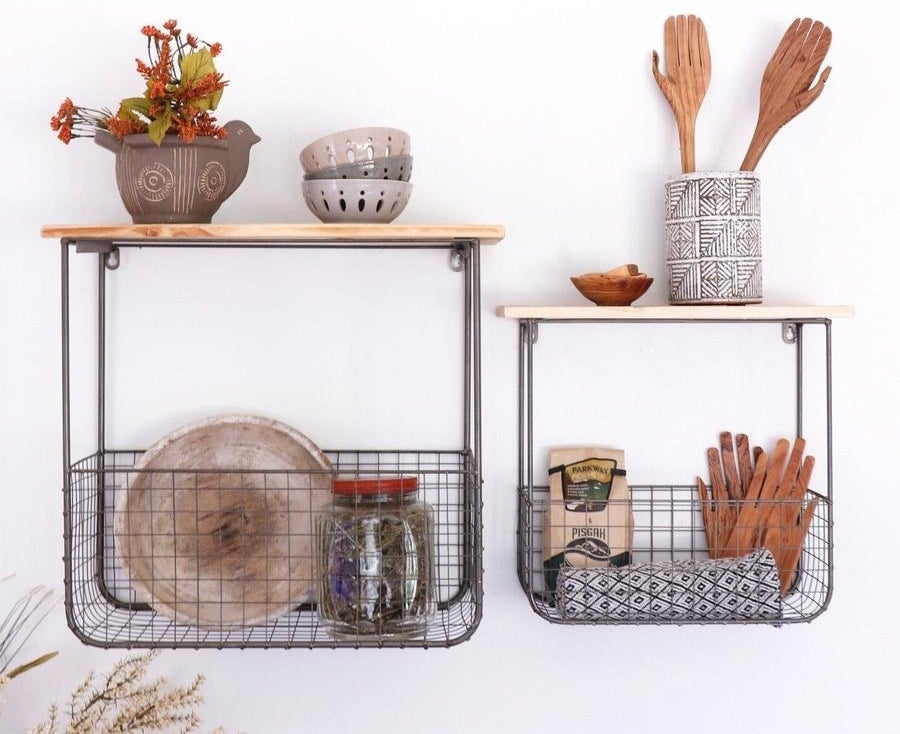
[{"left": 300, "top": 127, "right": 413, "bottom": 223}]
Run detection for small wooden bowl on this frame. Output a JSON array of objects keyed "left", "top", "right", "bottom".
[{"left": 570, "top": 273, "right": 653, "bottom": 306}]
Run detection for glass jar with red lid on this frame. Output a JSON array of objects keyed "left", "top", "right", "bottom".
[{"left": 315, "top": 474, "right": 435, "bottom": 638}]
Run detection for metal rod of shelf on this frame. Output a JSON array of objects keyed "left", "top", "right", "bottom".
[
  {"left": 61, "top": 241, "right": 71, "bottom": 480},
  {"left": 74, "top": 238, "right": 484, "bottom": 251},
  {"left": 824, "top": 319, "right": 835, "bottom": 612},
  {"left": 528, "top": 317, "right": 834, "bottom": 326},
  {"left": 60, "top": 241, "right": 74, "bottom": 634},
  {"left": 795, "top": 323, "right": 804, "bottom": 438},
  {"left": 517, "top": 322, "right": 525, "bottom": 591},
  {"left": 525, "top": 320, "right": 536, "bottom": 502},
  {"left": 98, "top": 253, "right": 107, "bottom": 454},
  {"left": 466, "top": 238, "right": 484, "bottom": 635}
]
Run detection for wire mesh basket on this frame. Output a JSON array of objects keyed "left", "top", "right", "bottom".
[
  {"left": 65, "top": 449, "right": 481, "bottom": 648},
  {"left": 518, "top": 484, "right": 831, "bottom": 625}
]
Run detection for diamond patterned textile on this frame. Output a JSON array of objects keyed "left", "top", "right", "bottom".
[{"left": 556, "top": 548, "right": 782, "bottom": 622}]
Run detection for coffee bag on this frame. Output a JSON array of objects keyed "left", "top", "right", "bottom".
[{"left": 543, "top": 447, "right": 634, "bottom": 593}]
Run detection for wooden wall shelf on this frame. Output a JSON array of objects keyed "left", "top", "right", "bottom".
[
  {"left": 497, "top": 305, "right": 854, "bottom": 321},
  {"left": 41, "top": 223, "right": 505, "bottom": 246}
]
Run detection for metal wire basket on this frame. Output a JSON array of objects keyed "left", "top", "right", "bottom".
[
  {"left": 518, "top": 484, "right": 831, "bottom": 625},
  {"left": 66, "top": 449, "right": 481, "bottom": 648}
]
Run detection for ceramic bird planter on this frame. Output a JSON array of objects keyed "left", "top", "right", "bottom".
[{"left": 94, "top": 121, "right": 260, "bottom": 224}]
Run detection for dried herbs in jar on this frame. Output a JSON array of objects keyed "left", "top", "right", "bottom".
[{"left": 316, "top": 475, "right": 435, "bottom": 638}]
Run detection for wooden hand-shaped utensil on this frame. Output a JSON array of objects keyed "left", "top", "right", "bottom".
[
  {"left": 697, "top": 432, "right": 755, "bottom": 558},
  {"left": 740, "top": 18, "right": 832, "bottom": 171},
  {"left": 761, "top": 445, "right": 817, "bottom": 595},
  {"left": 652, "top": 14, "right": 712, "bottom": 173},
  {"left": 698, "top": 444, "right": 737, "bottom": 558}
]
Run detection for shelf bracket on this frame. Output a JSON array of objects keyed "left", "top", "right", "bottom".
[
  {"left": 782, "top": 322, "right": 799, "bottom": 345},
  {"left": 104, "top": 249, "right": 120, "bottom": 271},
  {"left": 522, "top": 321, "right": 539, "bottom": 344},
  {"left": 75, "top": 242, "right": 120, "bottom": 270},
  {"left": 450, "top": 243, "right": 467, "bottom": 272}
]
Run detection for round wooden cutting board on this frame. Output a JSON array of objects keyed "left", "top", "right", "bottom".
[{"left": 114, "top": 415, "right": 332, "bottom": 627}]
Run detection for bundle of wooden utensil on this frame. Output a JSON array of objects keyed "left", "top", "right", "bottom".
[
  {"left": 652, "top": 15, "right": 832, "bottom": 173},
  {"left": 696, "top": 431, "right": 819, "bottom": 596}
]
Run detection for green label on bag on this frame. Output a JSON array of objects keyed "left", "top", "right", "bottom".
[{"left": 563, "top": 458, "right": 616, "bottom": 511}]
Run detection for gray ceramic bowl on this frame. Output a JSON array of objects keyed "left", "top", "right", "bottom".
[
  {"left": 302, "top": 179, "right": 412, "bottom": 223},
  {"left": 304, "top": 155, "right": 413, "bottom": 182},
  {"left": 300, "top": 127, "right": 411, "bottom": 174}
]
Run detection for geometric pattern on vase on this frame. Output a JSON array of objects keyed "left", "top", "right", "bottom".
[
  {"left": 698, "top": 218, "right": 732, "bottom": 257},
  {"left": 698, "top": 218, "right": 763, "bottom": 258},
  {"left": 698, "top": 177, "right": 731, "bottom": 216},
  {"left": 732, "top": 258, "right": 762, "bottom": 298},
  {"left": 699, "top": 260, "right": 740, "bottom": 301},
  {"left": 556, "top": 548, "right": 782, "bottom": 621},
  {"left": 695, "top": 175, "right": 760, "bottom": 217},
  {"left": 736, "top": 264, "right": 757, "bottom": 301},
  {"left": 667, "top": 257, "right": 762, "bottom": 303},
  {"left": 666, "top": 179, "right": 699, "bottom": 220},
  {"left": 732, "top": 219, "right": 761, "bottom": 256},
  {"left": 666, "top": 222, "right": 698, "bottom": 259},
  {"left": 667, "top": 260, "right": 700, "bottom": 303},
  {"left": 664, "top": 172, "right": 762, "bottom": 304},
  {"left": 732, "top": 175, "right": 760, "bottom": 216}
]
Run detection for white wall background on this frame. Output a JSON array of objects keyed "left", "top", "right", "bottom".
[{"left": 1, "top": 0, "right": 897, "bottom": 731}]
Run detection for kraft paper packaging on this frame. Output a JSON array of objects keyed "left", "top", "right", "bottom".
[{"left": 543, "top": 447, "right": 634, "bottom": 593}]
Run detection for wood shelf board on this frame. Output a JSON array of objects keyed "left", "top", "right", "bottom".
[
  {"left": 41, "top": 223, "right": 505, "bottom": 245},
  {"left": 496, "top": 305, "right": 854, "bottom": 320}
]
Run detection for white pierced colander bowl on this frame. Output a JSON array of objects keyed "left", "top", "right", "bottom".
[
  {"left": 300, "top": 127, "right": 411, "bottom": 174},
  {"left": 301, "top": 179, "right": 412, "bottom": 223}
]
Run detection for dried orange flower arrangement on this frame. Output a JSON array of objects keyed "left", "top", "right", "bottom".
[{"left": 50, "top": 19, "right": 228, "bottom": 146}]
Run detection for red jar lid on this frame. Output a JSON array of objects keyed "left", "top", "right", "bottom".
[{"left": 331, "top": 475, "right": 418, "bottom": 496}]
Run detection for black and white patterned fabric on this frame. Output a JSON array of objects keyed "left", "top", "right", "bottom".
[{"left": 556, "top": 548, "right": 782, "bottom": 622}]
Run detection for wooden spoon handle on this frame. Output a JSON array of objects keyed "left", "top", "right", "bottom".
[{"left": 678, "top": 118, "right": 698, "bottom": 174}]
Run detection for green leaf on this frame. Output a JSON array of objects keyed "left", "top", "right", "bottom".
[
  {"left": 190, "top": 84, "right": 224, "bottom": 112},
  {"left": 180, "top": 48, "right": 217, "bottom": 85},
  {"left": 148, "top": 107, "right": 174, "bottom": 146},
  {"left": 117, "top": 97, "right": 153, "bottom": 123},
  {"left": 179, "top": 49, "right": 223, "bottom": 111}
]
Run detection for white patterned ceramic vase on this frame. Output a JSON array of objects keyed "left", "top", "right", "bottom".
[
  {"left": 665, "top": 171, "right": 762, "bottom": 305},
  {"left": 94, "top": 121, "right": 260, "bottom": 224}
]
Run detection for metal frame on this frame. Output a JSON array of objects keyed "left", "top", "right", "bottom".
[
  {"left": 58, "top": 234, "right": 484, "bottom": 648},
  {"left": 515, "top": 315, "right": 835, "bottom": 625}
]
